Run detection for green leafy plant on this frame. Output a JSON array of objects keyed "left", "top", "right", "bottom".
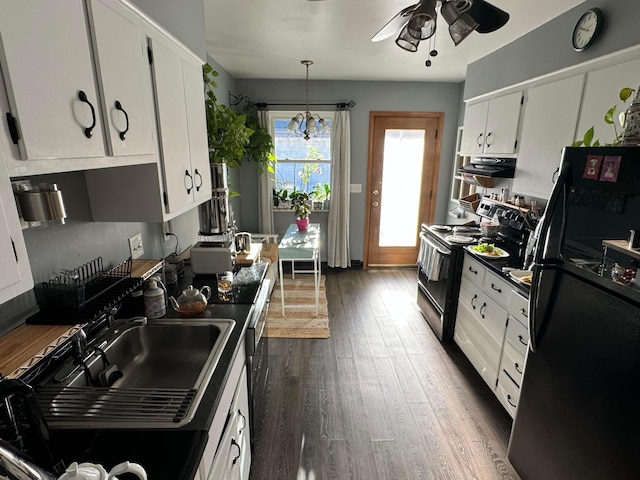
[
  {"left": 289, "top": 190, "right": 311, "bottom": 219},
  {"left": 245, "top": 113, "right": 276, "bottom": 174},
  {"left": 273, "top": 188, "right": 289, "bottom": 207},
  {"left": 311, "top": 183, "right": 330, "bottom": 201},
  {"left": 573, "top": 87, "right": 636, "bottom": 147}
]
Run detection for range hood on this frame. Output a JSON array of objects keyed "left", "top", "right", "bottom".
[{"left": 458, "top": 157, "right": 516, "bottom": 178}]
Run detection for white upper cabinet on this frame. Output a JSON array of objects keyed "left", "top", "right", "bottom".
[
  {"left": 460, "top": 91, "right": 523, "bottom": 156},
  {"left": 0, "top": 143, "right": 33, "bottom": 305},
  {"left": 575, "top": 58, "right": 640, "bottom": 146},
  {"left": 0, "top": 0, "right": 106, "bottom": 160},
  {"left": 86, "top": 0, "right": 155, "bottom": 157},
  {"left": 513, "top": 75, "right": 585, "bottom": 199}
]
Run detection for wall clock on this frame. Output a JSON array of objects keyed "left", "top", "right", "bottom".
[{"left": 572, "top": 8, "right": 604, "bottom": 52}]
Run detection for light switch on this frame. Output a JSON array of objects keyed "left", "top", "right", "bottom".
[{"left": 350, "top": 184, "right": 362, "bottom": 193}]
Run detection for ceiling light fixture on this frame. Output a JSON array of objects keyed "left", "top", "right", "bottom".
[
  {"left": 372, "top": 0, "right": 509, "bottom": 65},
  {"left": 286, "top": 60, "right": 329, "bottom": 141}
]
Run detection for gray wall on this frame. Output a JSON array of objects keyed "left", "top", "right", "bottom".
[
  {"left": 233, "top": 78, "right": 465, "bottom": 262},
  {"left": 465, "top": 0, "right": 640, "bottom": 100},
  {"left": 0, "top": 0, "right": 208, "bottom": 336}
]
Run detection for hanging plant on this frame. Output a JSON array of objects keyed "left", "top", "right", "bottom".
[
  {"left": 245, "top": 112, "right": 276, "bottom": 174},
  {"left": 202, "top": 64, "right": 253, "bottom": 168}
]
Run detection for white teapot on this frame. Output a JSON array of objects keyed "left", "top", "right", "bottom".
[{"left": 57, "top": 461, "right": 147, "bottom": 480}]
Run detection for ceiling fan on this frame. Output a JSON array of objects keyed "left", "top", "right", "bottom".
[{"left": 372, "top": 0, "right": 509, "bottom": 59}]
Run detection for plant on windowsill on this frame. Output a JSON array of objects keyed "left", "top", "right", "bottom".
[
  {"left": 311, "top": 182, "right": 330, "bottom": 210},
  {"left": 289, "top": 190, "right": 311, "bottom": 231},
  {"left": 573, "top": 87, "right": 636, "bottom": 147},
  {"left": 273, "top": 188, "right": 289, "bottom": 209}
]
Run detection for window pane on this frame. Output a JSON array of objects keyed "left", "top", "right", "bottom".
[
  {"left": 275, "top": 161, "right": 331, "bottom": 194},
  {"left": 379, "top": 129, "right": 424, "bottom": 247},
  {"left": 273, "top": 119, "right": 331, "bottom": 160}
]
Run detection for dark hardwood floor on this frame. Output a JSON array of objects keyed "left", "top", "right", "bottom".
[{"left": 250, "top": 268, "right": 520, "bottom": 480}]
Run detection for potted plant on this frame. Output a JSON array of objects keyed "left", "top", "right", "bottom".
[
  {"left": 289, "top": 190, "right": 311, "bottom": 231},
  {"left": 273, "top": 188, "right": 289, "bottom": 209},
  {"left": 311, "top": 183, "right": 330, "bottom": 210}
]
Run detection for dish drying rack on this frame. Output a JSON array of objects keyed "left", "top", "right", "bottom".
[{"left": 33, "top": 257, "right": 135, "bottom": 314}]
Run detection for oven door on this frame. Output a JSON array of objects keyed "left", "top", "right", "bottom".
[{"left": 417, "top": 233, "right": 452, "bottom": 313}]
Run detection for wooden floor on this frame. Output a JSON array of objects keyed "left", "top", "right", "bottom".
[{"left": 250, "top": 268, "right": 520, "bottom": 480}]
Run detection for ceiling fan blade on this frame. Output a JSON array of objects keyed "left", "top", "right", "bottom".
[{"left": 371, "top": 3, "right": 421, "bottom": 43}]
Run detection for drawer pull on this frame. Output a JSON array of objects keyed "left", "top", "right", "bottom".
[
  {"left": 491, "top": 283, "right": 502, "bottom": 293},
  {"left": 480, "top": 303, "right": 486, "bottom": 319},
  {"left": 519, "top": 307, "right": 528, "bottom": 318},
  {"left": 468, "top": 266, "right": 478, "bottom": 275},
  {"left": 231, "top": 438, "right": 241, "bottom": 465},
  {"left": 471, "top": 294, "right": 477, "bottom": 309},
  {"left": 514, "top": 362, "right": 523, "bottom": 375},
  {"left": 237, "top": 409, "right": 247, "bottom": 433},
  {"left": 507, "top": 394, "right": 517, "bottom": 408},
  {"left": 518, "top": 335, "right": 527, "bottom": 346}
]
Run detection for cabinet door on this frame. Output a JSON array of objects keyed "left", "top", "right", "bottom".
[
  {"left": 0, "top": 0, "right": 105, "bottom": 160},
  {"left": 576, "top": 58, "right": 640, "bottom": 146},
  {"left": 87, "top": 0, "right": 154, "bottom": 157},
  {"left": 182, "top": 60, "right": 212, "bottom": 205},
  {"left": 148, "top": 37, "right": 193, "bottom": 214},
  {"left": 0, "top": 144, "right": 33, "bottom": 305},
  {"left": 513, "top": 75, "right": 584, "bottom": 198},
  {"left": 460, "top": 101, "right": 489, "bottom": 154},
  {"left": 483, "top": 91, "right": 522, "bottom": 154}
]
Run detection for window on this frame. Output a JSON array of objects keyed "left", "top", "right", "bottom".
[{"left": 271, "top": 112, "right": 332, "bottom": 204}]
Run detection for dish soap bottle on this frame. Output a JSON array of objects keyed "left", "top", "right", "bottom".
[{"left": 144, "top": 279, "right": 166, "bottom": 319}]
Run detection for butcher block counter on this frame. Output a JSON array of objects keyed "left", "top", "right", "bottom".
[{"left": 0, "top": 259, "right": 162, "bottom": 379}]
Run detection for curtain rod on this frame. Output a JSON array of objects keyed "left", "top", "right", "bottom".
[{"left": 229, "top": 92, "right": 355, "bottom": 109}]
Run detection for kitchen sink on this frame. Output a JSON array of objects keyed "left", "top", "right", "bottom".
[{"left": 35, "top": 318, "right": 235, "bottom": 429}]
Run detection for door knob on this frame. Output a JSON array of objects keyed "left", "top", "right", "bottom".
[{"left": 372, "top": 201, "right": 379, "bottom": 207}]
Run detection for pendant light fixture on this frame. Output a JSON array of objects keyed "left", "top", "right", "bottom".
[{"left": 286, "top": 60, "right": 329, "bottom": 141}]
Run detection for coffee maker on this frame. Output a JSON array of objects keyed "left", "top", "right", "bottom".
[{"left": 190, "top": 164, "right": 236, "bottom": 274}]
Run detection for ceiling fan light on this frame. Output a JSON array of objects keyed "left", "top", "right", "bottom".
[
  {"left": 466, "top": 0, "right": 509, "bottom": 33},
  {"left": 441, "top": 0, "right": 478, "bottom": 45},
  {"left": 395, "top": 25, "right": 421, "bottom": 52},
  {"left": 406, "top": 0, "right": 437, "bottom": 40},
  {"left": 453, "top": 0, "right": 473, "bottom": 13}
]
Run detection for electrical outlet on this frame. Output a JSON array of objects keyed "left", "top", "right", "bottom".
[
  {"left": 128, "top": 233, "right": 144, "bottom": 259},
  {"left": 162, "top": 221, "right": 170, "bottom": 237}
]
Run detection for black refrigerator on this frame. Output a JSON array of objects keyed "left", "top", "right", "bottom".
[{"left": 508, "top": 147, "right": 640, "bottom": 480}]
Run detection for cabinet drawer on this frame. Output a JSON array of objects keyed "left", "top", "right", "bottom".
[
  {"left": 508, "top": 290, "right": 529, "bottom": 328},
  {"left": 462, "top": 254, "right": 486, "bottom": 284},
  {"left": 496, "top": 370, "right": 520, "bottom": 418},
  {"left": 482, "top": 271, "right": 511, "bottom": 309},
  {"left": 459, "top": 282, "right": 508, "bottom": 347},
  {"left": 500, "top": 340, "right": 525, "bottom": 386},
  {"left": 454, "top": 303, "right": 501, "bottom": 389},
  {"left": 505, "top": 315, "right": 529, "bottom": 357}
]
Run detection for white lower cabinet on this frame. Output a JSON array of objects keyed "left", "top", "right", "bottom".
[
  {"left": 455, "top": 253, "right": 530, "bottom": 417},
  {"left": 195, "top": 346, "right": 250, "bottom": 480}
]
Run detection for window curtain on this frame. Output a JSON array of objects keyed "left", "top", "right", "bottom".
[
  {"left": 257, "top": 109, "right": 274, "bottom": 234},
  {"left": 327, "top": 108, "right": 351, "bottom": 268}
]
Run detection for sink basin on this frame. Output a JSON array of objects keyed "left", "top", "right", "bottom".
[{"left": 35, "top": 318, "right": 235, "bottom": 428}]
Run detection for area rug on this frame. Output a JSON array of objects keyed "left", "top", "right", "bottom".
[{"left": 265, "top": 275, "right": 330, "bottom": 339}]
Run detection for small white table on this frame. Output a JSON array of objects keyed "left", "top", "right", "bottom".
[{"left": 278, "top": 223, "right": 320, "bottom": 316}]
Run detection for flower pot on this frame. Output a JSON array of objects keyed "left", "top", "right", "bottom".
[{"left": 296, "top": 217, "right": 309, "bottom": 232}]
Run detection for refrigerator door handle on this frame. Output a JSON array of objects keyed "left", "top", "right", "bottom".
[
  {"left": 528, "top": 265, "right": 541, "bottom": 352},
  {"left": 533, "top": 161, "right": 571, "bottom": 265}
]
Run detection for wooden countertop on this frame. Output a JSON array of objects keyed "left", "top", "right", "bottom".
[
  {"left": 602, "top": 239, "right": 640, "bottom": 261},
  {"left": 0, "top": 259, "right": 162, "bottom": 379}
]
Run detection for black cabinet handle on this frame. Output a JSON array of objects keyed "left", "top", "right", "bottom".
[
  {"left": 114, "top": 100, "right": 129, "bottom": 140},
  {"left": 507, "top": 394, "right": 517, "bottom": 408},
  {"left": 184, "top": 170, "right": 194, "bottom": 194},
  {"left": 237, "top": 409, "right": 246, "bottom": 433},
  {"left": 491, "top": 283, "right": 502, "bottom": 293},
  {"left": 480, "top": 303, "right": 487, "bottom": 319},
  {"left": 476, "top": 133, "right": 483, "bottom": 147},
  {"left": 485, "top": 131, "right": 493, "bottom": 146},
  {"left": 78, "top": 90, "right": 96, "bottom": 138},
  {"left": 519, "top": 307, "right": 528, "bottom": 318},
  {"left": 471, "top": 294, "right": 477, "bottom": 309},
  {"left": 518, "top": 335, "right": 527, "bottom": 346},
  {"left": 194, "top": 168, "right": 203, "bottom": 192},
  {"left": 231, "top": 438, "right": 241, "bottom": 465},
  {"left": 514, "top": 362, "right": 523, "bottom": 375},
  {"left": 468, "top": 266, "right": 478, "bottom": 275}
]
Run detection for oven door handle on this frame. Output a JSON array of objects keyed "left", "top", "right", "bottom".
[{"left": 420, "top": 234, "right": 451, "bottom": 256}]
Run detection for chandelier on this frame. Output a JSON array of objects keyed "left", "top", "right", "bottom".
[{"left": 286, "top": 60, "right": 329, "bottom": 141}]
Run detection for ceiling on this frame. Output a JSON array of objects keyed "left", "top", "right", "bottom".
[{"left": 203, "top": 0, "right": 585, "bottom": 83}]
